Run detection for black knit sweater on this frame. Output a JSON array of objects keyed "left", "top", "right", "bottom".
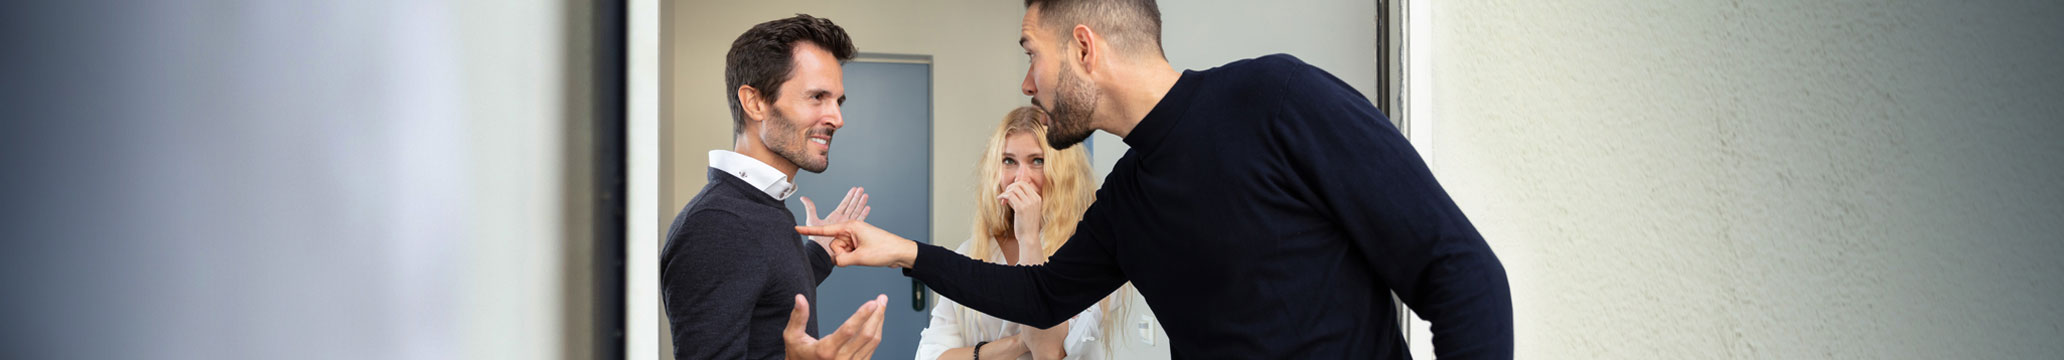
[{"left": 662, "top": 168, "right": 834, "bottom": 359}]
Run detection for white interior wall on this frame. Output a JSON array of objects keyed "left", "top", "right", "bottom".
[{"left": 1426, "top": 0, "right": 2064, "bottom": 358}]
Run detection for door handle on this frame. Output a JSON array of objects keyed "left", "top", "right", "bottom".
[{"left": 911, "top": 278, "right": 928, "bottom": 311}]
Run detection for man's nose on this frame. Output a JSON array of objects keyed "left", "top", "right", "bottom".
[
  {"left": 1021, "top": 70, "right": 1037, "bottom": 97},
  {"left": 825, "top": 104, "right": 844, "bottom": 129}
]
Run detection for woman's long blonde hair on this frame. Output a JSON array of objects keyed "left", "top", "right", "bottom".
[{"left": 959, "top": 106, "right": 1131, "bottom": 353}]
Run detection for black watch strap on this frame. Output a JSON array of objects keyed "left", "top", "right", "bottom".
[{"left": 973, "top": 340, "right": 990, "bottom": 360}]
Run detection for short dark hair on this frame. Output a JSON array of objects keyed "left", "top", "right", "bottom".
[
  {"left": 725, "top": 14, "right": 857, "bottom": 135},
  {"left": 1024, "top": 0, "right": 1163, "bottom": 57}
]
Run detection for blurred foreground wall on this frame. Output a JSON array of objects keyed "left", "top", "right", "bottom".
[{"left": 0, "top": 1, "right": 604, "bottom": 359}]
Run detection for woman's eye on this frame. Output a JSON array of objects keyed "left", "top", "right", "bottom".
[
  {"left": 1031, "top": 158, "right": 1044, "bottom": 166},
  {"left": 1002, "top": 158, "right": 1016, "bottom": 165}
]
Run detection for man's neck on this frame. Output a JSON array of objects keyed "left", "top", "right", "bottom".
[
  {"left": 734, "top": 135, "right": 800, "bottom": 180},
  {"left": 1096, "top": 62, "right": 1183, "bottom": 139}
]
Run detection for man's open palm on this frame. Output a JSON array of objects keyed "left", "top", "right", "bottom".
[
  {"left": 784, "top": 294, "right": 888, "bottom": 360},
  {"left": 800, "top": 187, "right": 870, "bottom": 249}
]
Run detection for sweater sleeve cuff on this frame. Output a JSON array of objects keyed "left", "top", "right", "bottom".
[
  {"left": 900, "top": 241, "right": 953, "bottom": 279},
  {"left": 805, "top": 240, "right": 835, "bottom": 283}
]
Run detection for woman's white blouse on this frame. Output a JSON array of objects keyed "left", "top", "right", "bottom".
[{"left": 913, "top": 240, "right": 1107, "bottom": 360}]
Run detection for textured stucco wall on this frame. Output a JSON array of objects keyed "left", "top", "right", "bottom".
[{"left": 1427, "top": 1, "right": 2064, "bottom": 358}]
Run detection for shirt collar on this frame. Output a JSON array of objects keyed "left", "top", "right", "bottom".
[{"left": 708, "top": 150, "right": 797, "bottom": 201}]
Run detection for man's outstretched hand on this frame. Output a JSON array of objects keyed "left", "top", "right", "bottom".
[
  {"left": 800, "top": 187, "right": 870, "bottom": 251},
  {"left": 785, "top": 293, "right": 888, "bottom": 360},
  {"left": 795, "top": 220, "right": 919, "bottom": 269}
]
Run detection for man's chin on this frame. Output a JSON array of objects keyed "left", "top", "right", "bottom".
[
  {"left": 800, "top": 158, "right": 830, "bottom": 173},
  {"left": 1047, "top": 130, "right": 1091, "bottom": 150}
]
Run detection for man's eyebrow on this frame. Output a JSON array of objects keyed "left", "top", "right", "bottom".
[{"left": 1019, "top": 36, "right": 1029, "bottom": 48}]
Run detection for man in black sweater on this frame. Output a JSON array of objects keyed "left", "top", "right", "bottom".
[
  {"left": 662, "top": 15, "right": 886, "bottom": 360},
  {"left": 798, "top": 1, "right": 1514, "bottom": 359}
]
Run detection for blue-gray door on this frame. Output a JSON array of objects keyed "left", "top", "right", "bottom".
[{"left": 787, "top": 58, "right": 932, "bottom": 359}]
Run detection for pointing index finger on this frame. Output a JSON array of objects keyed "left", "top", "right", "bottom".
[{"left": 795, "top": 224, "right": 839, "bottom": 237}]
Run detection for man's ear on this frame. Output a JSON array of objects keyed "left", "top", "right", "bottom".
[
  {"left": 738, "top": 85, "right": 768, "bottom": 124},
  {"left": 1071, "top": 24, "right": 1099, "bottom": 76}
]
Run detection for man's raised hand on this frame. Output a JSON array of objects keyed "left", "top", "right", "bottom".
[{"left": 800, "top": 187, "right": 871, "bottom": 250}]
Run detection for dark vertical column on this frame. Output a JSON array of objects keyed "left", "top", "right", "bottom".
[{"left": 592, "top": 0, "right": 631, "bottom": 359}]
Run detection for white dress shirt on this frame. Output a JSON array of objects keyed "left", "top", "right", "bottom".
[
  {"left": 914, "top": 240, "right": 1108, "bottom": 360},
  {"left": 708, "top": 150, "right": 797, "bottom": 201}
]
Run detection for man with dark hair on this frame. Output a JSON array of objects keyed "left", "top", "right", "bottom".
[
  {"left": 662, "top": 14, "right": 886, "bottom": 360},
  {"left": 802, "top": 1, "right": 1516, "bottom": 359}
]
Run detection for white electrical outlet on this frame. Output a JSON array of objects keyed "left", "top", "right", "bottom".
[{"left": 1135, "top": 314, "right": 1157, "bottom": 346}]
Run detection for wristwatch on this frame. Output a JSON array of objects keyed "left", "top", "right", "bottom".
[{"left": 973, "top": 340, "right": 989, "bottom": 360}]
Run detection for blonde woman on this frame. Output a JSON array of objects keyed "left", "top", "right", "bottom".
[{"left": 914, "top": 107, "right": 1126, "bottom": 360}]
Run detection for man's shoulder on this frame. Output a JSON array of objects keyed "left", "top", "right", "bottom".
[
  {"left": 664, "top": 181, "right": 788, "bottom": 249},
  {"left": 676, "top": 201, "right": 749, "bottom": 231},
  {"left": 670, "top": 183, "right": 746, "bottom": 232},
  {"left": 1206, "top": 54, "right": 1324, "bottom": 83},
  {"left": 1223, "top": 53, "right": 1313, "bottom": 70},
  {"left": 1188, "top": 54, "right": 1354, "bottom": 111},
  {"left": 663, "top": 197, "right": 746, "bottom": 257},
  {"left": 1218, "top": 54, "right": 1373, "bottom": 115}
]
